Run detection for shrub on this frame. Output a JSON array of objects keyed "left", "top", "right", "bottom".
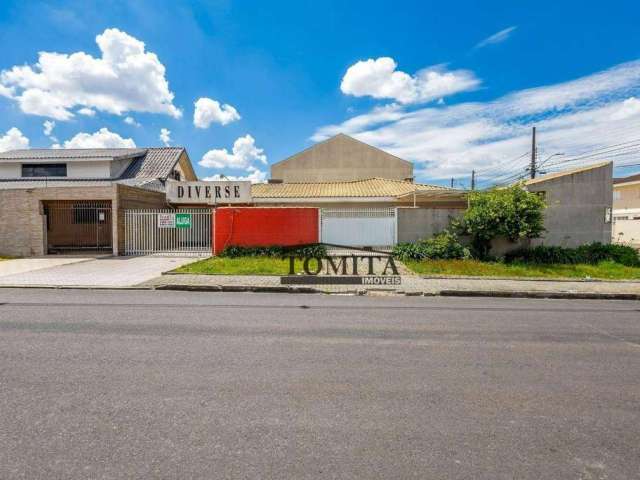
[
  {"left": 504, "top": 242, "right": 640, "bottom": 267},
  {"left": 393, "top": 231, "right": 471, "bottom": 261},
  {"left": 219, "top": 243, "right": 327, "bottom": 259},
  {"left": 457, "top": 185, "right": 546, "bottom": 259}
]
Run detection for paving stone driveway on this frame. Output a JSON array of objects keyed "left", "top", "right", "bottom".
[{"left": 0, "top": 256, "right": 200, "bottom": 287}]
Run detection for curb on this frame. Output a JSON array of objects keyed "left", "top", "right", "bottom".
[{"left": 439, "top": 290, "right": 640, "bottom": 300}]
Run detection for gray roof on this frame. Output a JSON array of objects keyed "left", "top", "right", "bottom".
[
  {"left": 119, "top": 147, "right": 185, "bottom": 179},
  {"left": 0, "top": 147, "right": 187, "bottom": 191},
  {"left": 0, "top": 148, "right": 148, "bottom": 161}
]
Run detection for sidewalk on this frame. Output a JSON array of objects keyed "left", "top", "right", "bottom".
[{"left": 143, "top": 273, "right": 640, "bottom": 299}]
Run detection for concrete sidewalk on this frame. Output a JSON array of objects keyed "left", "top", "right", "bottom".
[
  {"left": 0, "top": 256, "right": 200, "bottom": 287},
  {"left": 144, "top": 273, "right": 640, "bottom": 299}
]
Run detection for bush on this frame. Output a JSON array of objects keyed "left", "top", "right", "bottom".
[
  {"left": 393, "top": 231, "right": 471, "bottom": 261},
  {"left": 457, "top": 185, "right": 546, "bottom": 259},
  {"left": 219, "top": 243, "right": 327, "bottom": 259},
  {"left": 504, "top": 242, "right": 640, "bottom": 267}
]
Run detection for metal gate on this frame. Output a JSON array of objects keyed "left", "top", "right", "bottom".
[
  {"left": 124, "top": 209, "right": 211, "bottom": 256},
  {"left": 44, "top": 200, "right": 112, "bottom": 253},
  {"left": 320, "top": 208, "right": 397, "bottom": 248}
]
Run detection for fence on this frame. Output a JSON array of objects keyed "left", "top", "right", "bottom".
[
  {"left": 213, "top": 207, "right": 319, "bottom": 254},
  {"left": 44, "top": 200, "right": 112, "bottom": 253},
  {"left": 320, "top": 208, "right": 396, "bottom": 248},
  {"left": 124, "top": 208, "right": 212, "bottom": 256}
]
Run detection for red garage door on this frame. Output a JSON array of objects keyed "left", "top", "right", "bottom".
[{"left": 213, "top": 207, "right": 319, "bottom": 254}]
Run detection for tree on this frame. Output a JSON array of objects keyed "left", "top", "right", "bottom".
[{"left": 457, "top": 184, "right": 546, "bottom": 258}]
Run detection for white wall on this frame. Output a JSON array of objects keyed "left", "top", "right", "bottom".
[
  {"left": 67, "top": 161, "right": 112, "bottom": 178},
  {"left": 0, "top": 163, "right": 20, "bottom": 177}
]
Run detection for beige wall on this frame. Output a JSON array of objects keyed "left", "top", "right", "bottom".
[
  {"left": 613, "top": 182, "right": 640, "bottom": 210},
  {"left": 271, "top": 134, "right": 413, "bottom": 183},
  {"left": 0, "top": 186, "right": 115, "bottom": 257},
  {"left": 0, "top": 184, "right": 170, "bottom": 257},
  {"left": 526, "top": 163, "right": 613, "bottom": 247}
]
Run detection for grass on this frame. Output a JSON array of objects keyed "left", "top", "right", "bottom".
[
  {"left": 173, "top": 256, "right": 301, "bottom": 275},
  {"left": 403, "top": 259, "right": 640, "bottom": 280}
]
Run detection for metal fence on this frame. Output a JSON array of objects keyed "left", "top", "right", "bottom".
[
  {"left": 124, "top": 208, "right": 212, "bottom": 256},
  {"left": 44, "top": 200, "right": 113, "bottom": 253},
  {"left": 320, "top": 208, "right": 397, "bottom": 248}
]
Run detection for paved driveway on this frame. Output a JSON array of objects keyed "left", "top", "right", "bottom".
[{"left": 0, "top": 256, "right": 199, "bottom": 287}]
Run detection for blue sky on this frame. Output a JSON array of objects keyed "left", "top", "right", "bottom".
[{"left": 1, "top": 0, "right": 639, "bottom": 186}]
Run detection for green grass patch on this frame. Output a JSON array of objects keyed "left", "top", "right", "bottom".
[
  {"left": 404, "top": 259, "right": 640, "bottom": 280},
  {"left": 173, "top": 256, "right": 305, "bottom": 275}
]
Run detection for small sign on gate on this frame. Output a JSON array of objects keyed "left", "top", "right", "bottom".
[
  {"left": 158, "top": 213, "right": 175, "bottom": 228},
  {"left": 176, "top": 213, "right": 192, "bottom": 229}
]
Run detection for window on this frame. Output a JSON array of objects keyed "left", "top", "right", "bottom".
[
  {"left": 22, "top": 163, "right": 67, "bottom": 177},
  {"left": 613, "top": 190, "right": 621, "bottom": 200},
  {"left": 169, "top": 169, "right": 181, "bottom": 181}
]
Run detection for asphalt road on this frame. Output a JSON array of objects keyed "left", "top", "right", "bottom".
[{"left": 0, "top": 289, "right": 639, "bottom": 479}]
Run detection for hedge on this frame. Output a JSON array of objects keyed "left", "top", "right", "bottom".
[
  {"left": 504, "top": 243, "right": 640, "bottom": 267},
  {"left": 218, "top": 244, "right": 327, "bottom": 259}
]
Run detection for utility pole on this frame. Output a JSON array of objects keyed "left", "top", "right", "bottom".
[
  {"left": 471, "top": 170, "right": 476, "bottom": 190},
  {"left": 530, "top": 126, "right": 537, "bottom": 179}
]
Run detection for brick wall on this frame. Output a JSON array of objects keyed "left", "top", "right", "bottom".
[{"left": 0, "top": 186, "right": 114, "bottom": 257}]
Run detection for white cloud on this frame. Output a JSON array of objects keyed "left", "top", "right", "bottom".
[
  {"left": 0, "top": 28, "right": 181, "bottom": 120},
  {"left": 0, "top": 127, "right": 29, "bottom": 152},
  {"left": 314, "top": 59, "right": 640, "bottom": 182},
  {"left": 474, "top": 26, "right": 517, "bottom": 49},
  {"left": 199, "top": 134, "right": 267, "bottom": 169},
  {"left": 202, "top": 167, "right": 267, "bottom": 184},
  {"left": 124, "top": 116, "right": 141, "bottom": 127},
  {"left": 159, "top": 128, "right": 171, "bottom": 146},
  {"left": 43, "top": 120, "right": 55, "bottom": 136},
  {"left": 340, "top": 57, "right": 480, "bottom": 104},
  {"left": 77, "top": 107, "right": 96, "bottom": 117},
  {"left": 193, "top": 97, "right": 241, "bottom": 128},
  {"left": 57, "top": 127, "right": 135, "bottom": 149}
]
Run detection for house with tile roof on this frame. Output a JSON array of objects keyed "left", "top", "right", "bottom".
[{"left": 0, "top": 147, "right": 197, "bottom": 256}]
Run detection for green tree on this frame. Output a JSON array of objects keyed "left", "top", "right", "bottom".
[{"left": 457, "top": 184, "right": 546, "bottom": 258}]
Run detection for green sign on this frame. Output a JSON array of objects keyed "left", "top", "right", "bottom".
[{"left": 175, "top": 213, "right": 192, "bottom": 229}]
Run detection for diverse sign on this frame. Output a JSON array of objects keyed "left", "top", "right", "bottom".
[{"left": 166, "top": 181, "right": 252, "bottom": 205}]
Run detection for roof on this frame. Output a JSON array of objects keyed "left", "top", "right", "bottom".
[
  {"left": 614, "top": 173, "right": 640, "bottom": 185},
  {"left": 524, "top": 161, "right": 611, "bottom": 186},
  {"left": 251, "top": 177, "right": 452, "bottom": 199},
  {"left": 0, "top": 147, "right": 187, "bottom": 191},
  {"left": 119, "top": 147, "right": 185, "bottom": 180},
  {"left": 271, "top": 133, "right": 413, "bottom": 168},
  {"left": 0, "top": 148, "right": 147, "bottom": 161}
]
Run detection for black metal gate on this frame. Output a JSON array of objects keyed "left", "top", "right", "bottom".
[{"left": 44, "top": 200, "right": 113, "bottom": 253}]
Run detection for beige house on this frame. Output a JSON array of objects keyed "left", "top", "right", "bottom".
[
  {"left": 270, "top": 133, "right": 414, "bottom": 183},
  {"left": 0, "top": 147, "right": 197, "bottom": 256},
  {"left": 613, "top": 173, "right": 640, "bottom": 246}
]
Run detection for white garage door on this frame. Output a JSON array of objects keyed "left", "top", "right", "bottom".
[{"left": 320, "top": 208, "right": 397, "bottom": 248}]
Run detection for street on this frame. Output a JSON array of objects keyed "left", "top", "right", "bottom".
[{"left": 0, "top": 289, "right": 639, "bottom": 479}]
